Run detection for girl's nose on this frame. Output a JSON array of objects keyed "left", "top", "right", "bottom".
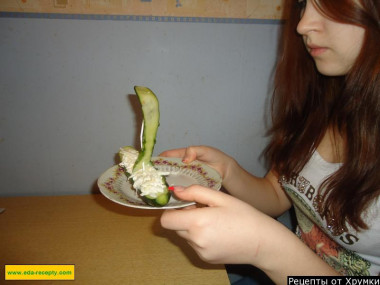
[{"left": 296, "top": 1, "right": 323, "bottom": 36}]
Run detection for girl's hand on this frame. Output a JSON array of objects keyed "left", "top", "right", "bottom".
[
  {"left": 160, "top": 185, "right": 283, "bottom": 266},
  {"left": 161, "top": 186, "right": 341, "bottom": 283},
  {"left": 161, "top": 146, "right": 292, "bottom": 218},
  {"left": 160, "top": 145, "right": 236, "bottom": 180}
]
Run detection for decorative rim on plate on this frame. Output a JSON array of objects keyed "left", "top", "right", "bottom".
[{"left": 97, "top": 157, "right": 222, "bottom": 209}]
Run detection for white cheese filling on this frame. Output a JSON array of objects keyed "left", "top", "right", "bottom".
[{"left": 119, "top": 147, "right": 166, "bottom": 198}]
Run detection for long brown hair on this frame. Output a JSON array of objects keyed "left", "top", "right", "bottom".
[{"left": 265, "top": 0, "right": 380, "bottom": 231}]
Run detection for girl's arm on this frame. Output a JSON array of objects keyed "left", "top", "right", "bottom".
[{"left": 223, "top": 159, "right": 292, "bottom": 217}]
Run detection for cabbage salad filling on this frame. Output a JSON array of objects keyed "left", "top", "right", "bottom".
[{"left": 119, "top": 147, "right": 167, "bottom": 199}]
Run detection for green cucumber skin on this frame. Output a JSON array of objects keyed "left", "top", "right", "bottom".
[
  {"left": 133, "top": 86, "right": 160, "bottom": 172},
  {"left": 127, "top": 86, "right": 170, "bottom": 206},
  {"left": 141, "top": 179, "right": 170, "bottom": 207}
]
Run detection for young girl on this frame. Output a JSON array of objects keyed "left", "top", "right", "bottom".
[{"left": 160, "top": 0, "right": 380, "bottom": 283}]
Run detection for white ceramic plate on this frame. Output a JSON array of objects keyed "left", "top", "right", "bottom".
[{"left": 97, "top": 157, "right": 222, "bottom": 209}]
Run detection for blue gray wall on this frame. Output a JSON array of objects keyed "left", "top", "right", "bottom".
[{"left": 0, "top": 16, "right": 281, "bottom": 197}]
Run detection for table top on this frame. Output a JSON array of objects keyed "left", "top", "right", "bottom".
[{"left": 0, "top": 194, "right": 229, "bottom": 284}]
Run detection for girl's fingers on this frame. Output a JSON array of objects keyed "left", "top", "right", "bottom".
[
  {"left": 160, "top": 146, "right": 201, "bottom": 163},
  {"left": 161, "top": 208, "right": 199, "bottom": 231},
  {"left": 159, "top": 148, "right": 186, "bottom": 158},
  {"left": 181, "top": 146, "right": 199, "bottom": 163},
  {"left": 170, "top": 185, "right": 231, "bottom": 207},
  {"left": 176, "top": 230, "right": 191, "bottom": 240},
  {"left": 160, "top": 186, "right": 232, "bottom": 231}
]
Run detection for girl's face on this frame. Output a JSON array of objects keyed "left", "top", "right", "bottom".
[{"left": 296, "top": 0, "right": 365, "bottom": 76}]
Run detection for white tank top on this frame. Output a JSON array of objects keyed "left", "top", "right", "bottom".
[{"left": 279, "top": 151, "right": 380, "bottom": 276}]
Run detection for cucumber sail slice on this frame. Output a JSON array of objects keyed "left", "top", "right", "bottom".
[{"left": 118, "top": 86, "right": 170, "bottom": 207}]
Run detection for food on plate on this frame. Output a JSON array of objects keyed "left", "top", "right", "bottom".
[{"left": 118, "top": 86, "right": 170, "bottom": 207}]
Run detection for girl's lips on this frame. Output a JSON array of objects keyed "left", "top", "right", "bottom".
[{"left": 307, "top": 45, "right": 328, "bottom": 57}]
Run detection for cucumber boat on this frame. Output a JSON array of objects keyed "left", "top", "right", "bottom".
[{"left": 119, "top": 86, "right": 170, "bottom": 207}]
